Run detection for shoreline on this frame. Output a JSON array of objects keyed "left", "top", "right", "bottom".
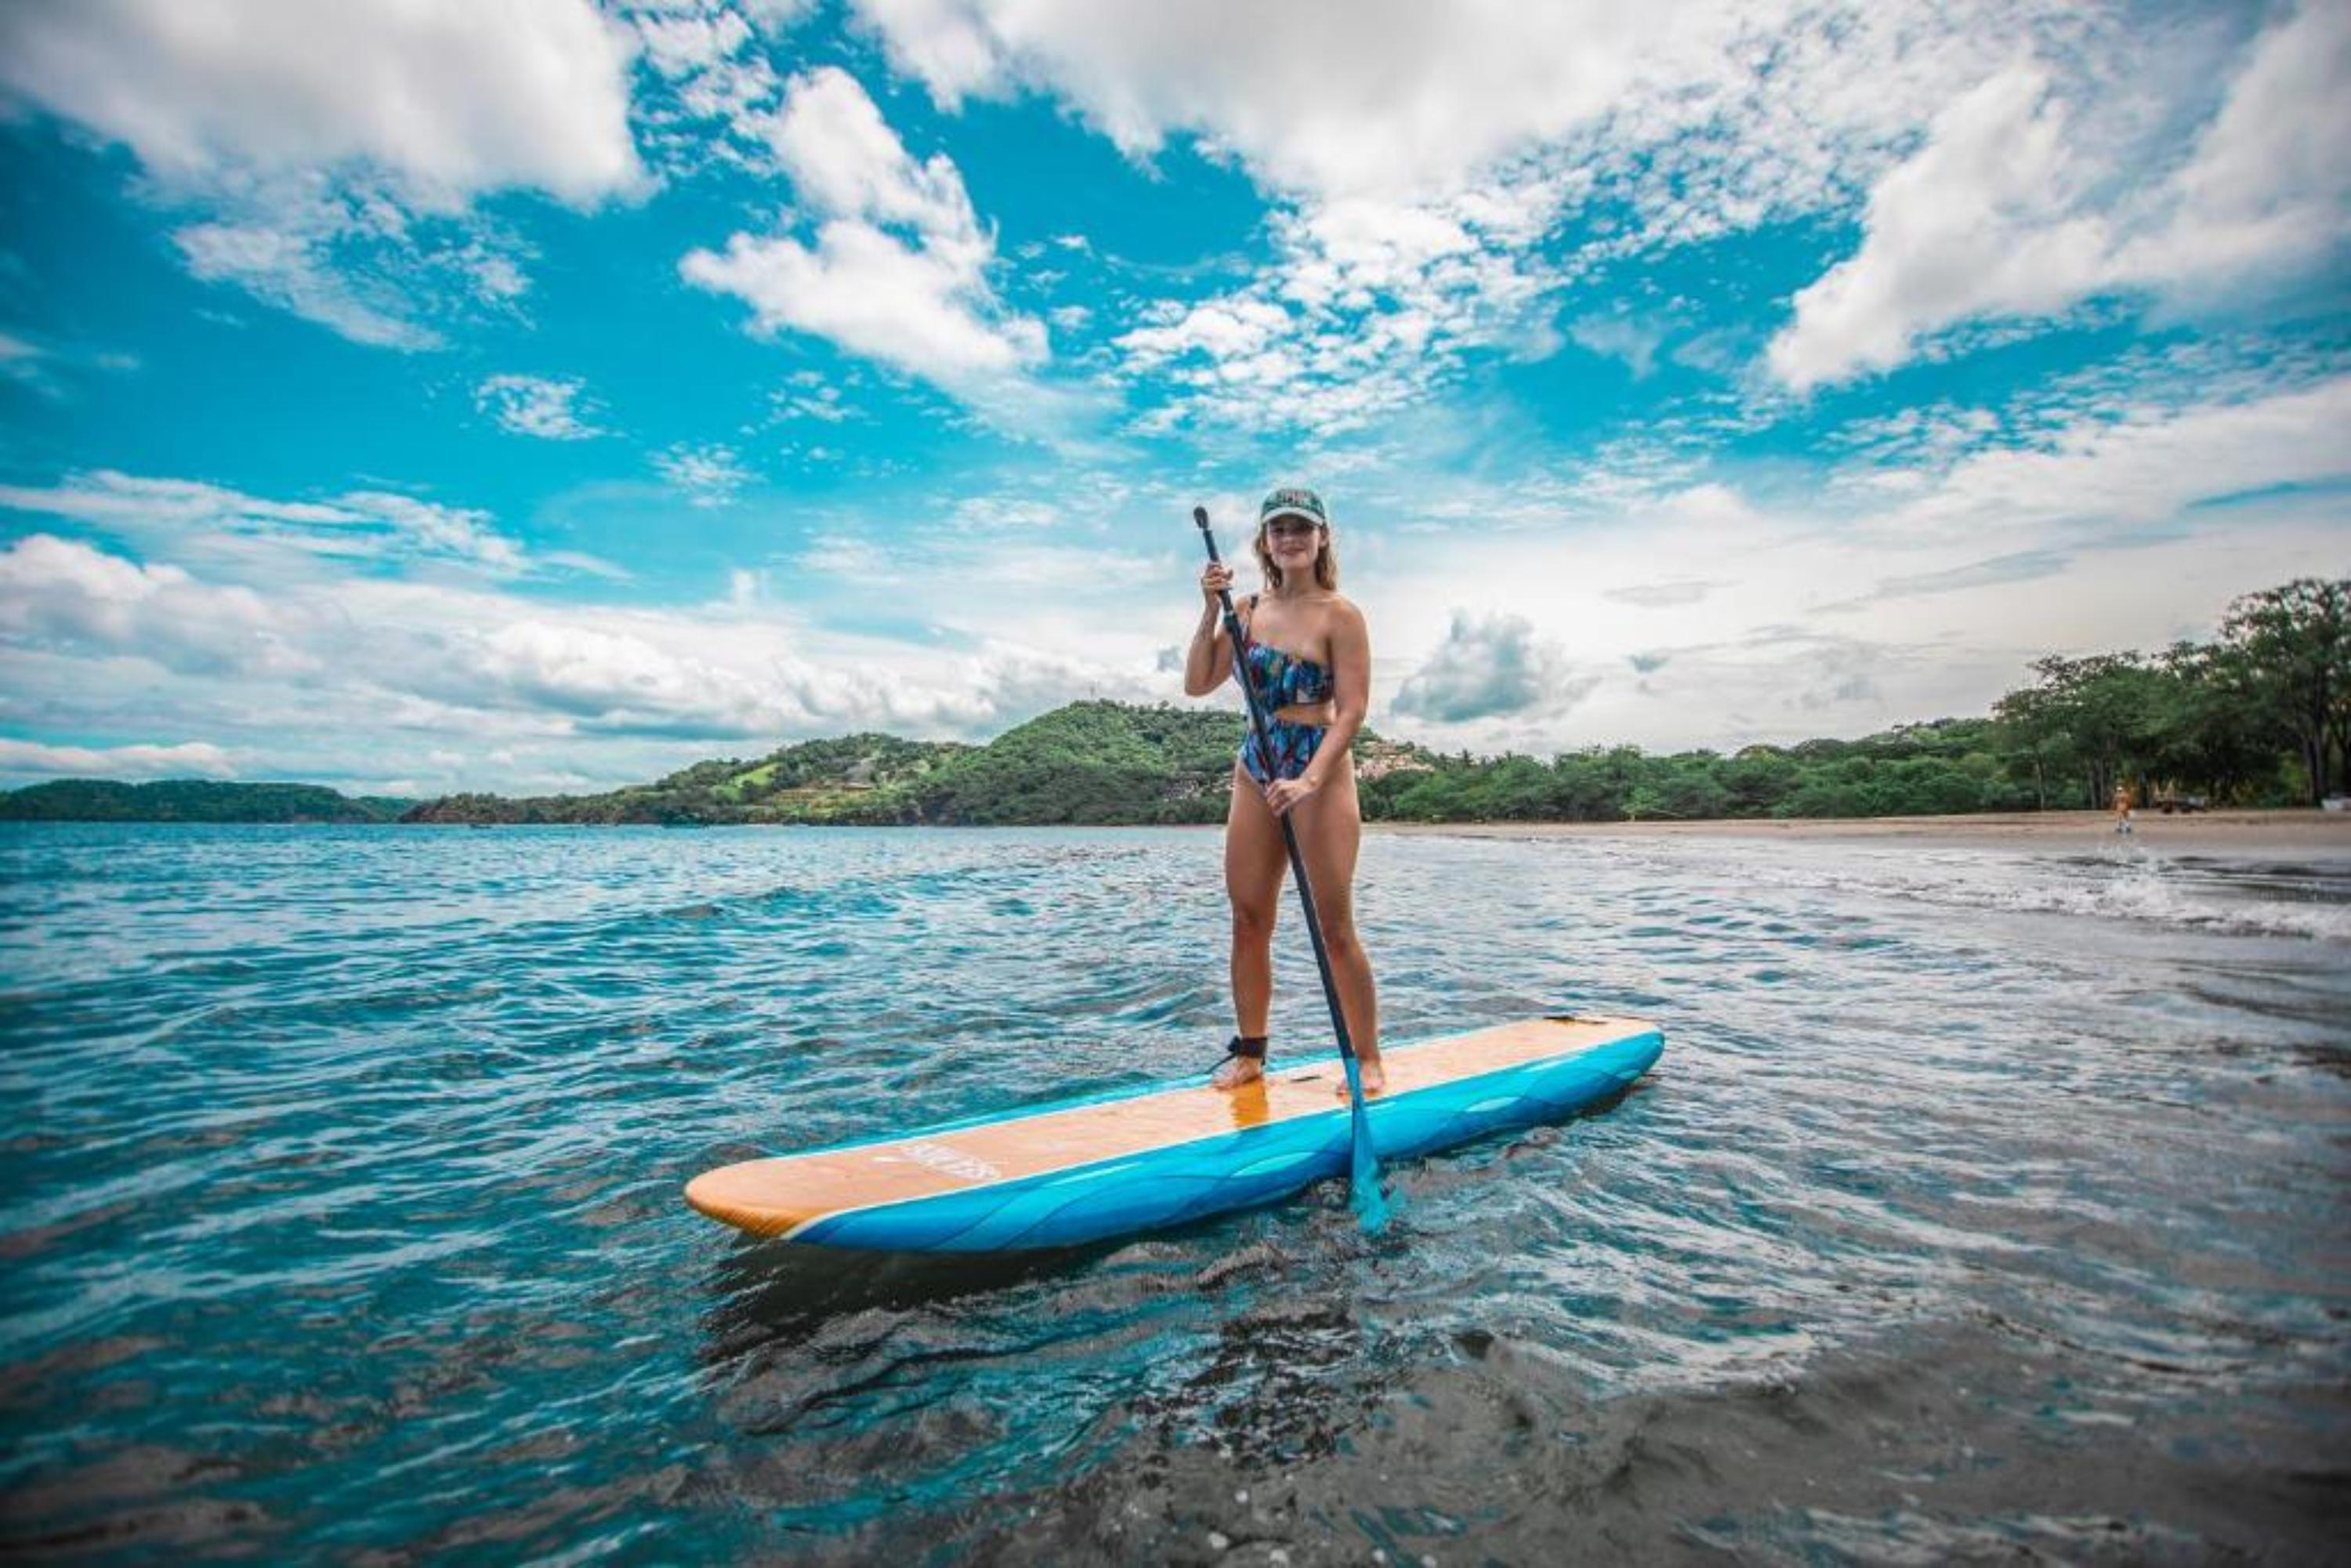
[
  {"left": 11, "top": 809, "right": 2351, "bottom": 855},
  {"left": 1367, "top": 808, "right": 2351, "bottom": 856}
]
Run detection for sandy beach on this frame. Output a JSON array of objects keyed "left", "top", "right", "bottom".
[{"left": 1370, "top": 808, "right": 2351, "bottom": 856}]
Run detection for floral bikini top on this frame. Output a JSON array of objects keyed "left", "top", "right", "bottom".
[
  {"left": 1241, "top": 639, "right": 1333, "bottom": 708},
  {"left": 1238, "top": 595, "right": 1334, "bottom": 709}
]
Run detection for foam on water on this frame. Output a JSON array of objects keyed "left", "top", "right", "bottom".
[{"left": 1576, "top": 833, "right": 2351, "bottom": 943}]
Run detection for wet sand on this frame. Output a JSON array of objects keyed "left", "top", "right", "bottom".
[
  {"left": 971, "top": 1316, "right": 2349, "bottom": 1566},
  {"left": 1370, "top": 809, "right": 2351, "bottom": 857}
]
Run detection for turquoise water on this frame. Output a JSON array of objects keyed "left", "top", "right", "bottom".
[{"left": 2, "top": 823, "right": 2346, "bottom": 1561}]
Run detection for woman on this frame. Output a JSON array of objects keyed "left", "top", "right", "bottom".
[{"left": 1183, "top": 486, "right": 1382, "bottom": 1096}]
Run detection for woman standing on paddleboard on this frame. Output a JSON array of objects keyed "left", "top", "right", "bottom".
[{"left": 1183, "top": 487, "right": 1383, "bottom": 1096}]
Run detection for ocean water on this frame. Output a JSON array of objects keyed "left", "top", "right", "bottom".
[{"left": 2, "top": 823, "right": 2345, "bottom": 1563}]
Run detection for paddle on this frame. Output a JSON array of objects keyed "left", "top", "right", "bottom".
[{"left": 1194, "top": 505, "right": 1387, "bottom": 1231}]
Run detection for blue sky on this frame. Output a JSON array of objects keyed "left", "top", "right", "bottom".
[{"left": 0, "top": 0, "right": 2344, "bottom": 794}]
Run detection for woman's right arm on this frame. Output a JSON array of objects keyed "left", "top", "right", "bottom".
[{"left": 1183, "top": 564, "right": 1237, "bottom": 695}]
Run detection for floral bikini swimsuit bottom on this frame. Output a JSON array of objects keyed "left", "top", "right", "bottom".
[{"left": 1236, "top": 632, "right": 1333, "bottom": 786}]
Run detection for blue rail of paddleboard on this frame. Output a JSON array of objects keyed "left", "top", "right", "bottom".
[{"left": 793, "top": 1027, "right": 1662, "bottom": 1251}]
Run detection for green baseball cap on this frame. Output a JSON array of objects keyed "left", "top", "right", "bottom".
[{"left": 1258, "top": 486, "right": 1328, "bottom": 528}]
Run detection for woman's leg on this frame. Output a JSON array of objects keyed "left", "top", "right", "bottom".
[
  {"left": 1221, "top": 762, "right": 1288, "bottom": 1086},
  {"left": 1291, "top": 765, "right": 1382, "bottom": 1093}
]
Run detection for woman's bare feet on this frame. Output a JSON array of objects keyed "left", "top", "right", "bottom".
[
  {"left": 1339, "top": 1054, "right": 1385, "bottom": 1098},
  {"left": 1212, "top": 1035, "right": 1266, "bottom": 1090},
  {"left": 1211, "top": 1054, "right": 1264, "bottom": 1089}
]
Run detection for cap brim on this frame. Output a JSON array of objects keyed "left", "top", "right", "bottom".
[{"left": 1260, "top": 508, "right": 1324, "bottom": 527}]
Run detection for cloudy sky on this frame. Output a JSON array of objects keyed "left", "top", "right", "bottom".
[{"left": 0, "top": 0, "right": 2344, "bottom": 794}]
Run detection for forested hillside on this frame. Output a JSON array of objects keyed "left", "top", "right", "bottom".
[{"left": 0, "top": 780, "right": 409, "bottom": 823}]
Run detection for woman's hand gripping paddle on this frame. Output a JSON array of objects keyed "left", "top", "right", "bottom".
[{"left": 1194, "top": 505, "right": 1387, "bottom": 1232}]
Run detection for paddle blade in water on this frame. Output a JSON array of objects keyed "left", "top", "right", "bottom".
[{"left": 1341, "top": 1056, "right": 1389, "bottom": 1232}]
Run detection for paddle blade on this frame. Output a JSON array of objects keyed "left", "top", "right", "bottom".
[{"left": 1340, "top": 1058, "right": 1389, "bottom": 1232}]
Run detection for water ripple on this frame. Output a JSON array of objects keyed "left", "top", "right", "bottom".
[{"left": 2, "top": 822, "right": 2345, "bottom": 1561}]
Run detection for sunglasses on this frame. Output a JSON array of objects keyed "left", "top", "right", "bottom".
[{"left": 1262, "top": 518, "right": 1323, "bottom": 540}]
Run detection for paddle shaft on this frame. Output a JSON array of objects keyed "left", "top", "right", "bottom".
[{"left": 1193, "top": 507, "right": 1366, "bottom": 1084}]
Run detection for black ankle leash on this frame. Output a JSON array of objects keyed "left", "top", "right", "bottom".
[{"left": 1218, "top": 1034, "right": 1267, "bottom": 1070}]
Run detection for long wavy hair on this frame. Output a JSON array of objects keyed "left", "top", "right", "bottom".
[{"left": 1254, "top": 520, "right": 1340, "bottom": 592}]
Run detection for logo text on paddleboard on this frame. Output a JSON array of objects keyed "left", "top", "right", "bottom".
[{"left": 878, "top": 1141, "right": 1001, "bottom": 1183}]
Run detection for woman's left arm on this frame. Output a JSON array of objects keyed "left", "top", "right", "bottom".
[{"left": 1267, "top": 602, "right": 1370, "bottom": 815}]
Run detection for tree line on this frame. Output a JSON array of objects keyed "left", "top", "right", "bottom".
[
  {"left": 1363, "top": 575, "right": 2346, "bottom": 823},
  {"left": 0, "top": 779, "right": 408, "bottom": 823},
  {"left": 1992, "top": 576, "right": 2346, "bottom": 809}
]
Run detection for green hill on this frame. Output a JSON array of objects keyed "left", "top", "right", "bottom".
[
  {"left": 399, "top": 731, "right": 977, "bottom": 825},
  {"left": 0, "top": 780, "right": 409, "bottom": 823},
  {"left": 397, "top": 702, "right": 1296, "bottom": 826},
  {"left": 885, "top": 701, "right": 1243, "bottom": 825}
]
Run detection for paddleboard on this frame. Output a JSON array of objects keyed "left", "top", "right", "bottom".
[{"left": 686, "top": 1014, "right": 1662, "bottom": 1251}]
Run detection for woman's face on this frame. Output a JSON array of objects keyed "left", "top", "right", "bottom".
[{"left": 1262, "top": 516, "right": 1324, "bottom": 571}]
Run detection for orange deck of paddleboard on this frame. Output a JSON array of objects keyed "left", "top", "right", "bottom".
[{"left": 686, "top": 1014, "right": 1659, "bottom": 1243}]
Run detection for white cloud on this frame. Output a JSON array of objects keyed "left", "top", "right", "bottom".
[
  {"left": 0, "top": 738, "right": 235, "bottom": 781},
  {"left": 793, "top": 532, "right": 900, "bottom": 579},
  {"left": 0, "top": 330, "right": 55, "bottom": 394},
  {"left": 0, "top": 329, "right": 142, "bottom": 397},
  {"left": 0, "top": 0, "right": 643, "bottom": 346},
  {"left": 1393, "top": 610, "right": 1596, "bottom": 724},
  {"left": 849, "top": 0, "right": 1005, "bottom": 110},
  {"left": 1118, "top": 299, "right": 1292, "bottom": 367},
  {"left": 476, "top": 374, "right": 603, "bottom": 440},
  {"left": 758, "top": 63, "right": 982, "bottom": 249},
  {"left": 682, "top": 66, "right": 1047, "bottom": 403},
  {"left": 0, "top": 532, "right": 310, "bottom": 677},
  {"left": 653, "top": 443, "right": 753, "bottom": 507},
  {"left": 686, "top": 220, "right": 1042, "bottom": 381},
  {"left": 1605, "top": 579, "right": 1722, "bottom": 609},
  {"left": 2121, "top": 2, "right": 2351, "bottom": 296},
  {"left": 1769, "top": 66, "right": 2111, "bottom": 390},
  {"left": 1876, "top": 374, "right": 2351, "bottom": 545},
  {"left": 0, "top": 473, "right": 348, "bottom": 531},
  {"left": 479, "top": 619, "right": 781, "bottom": 737},
  {"left": 1569, "top": 312, "right": 1668, "bottom": 378},
  {"left": 850, "top": 0, "right": 1752, "bottom": 201},
  {"left": 946, "top": 496, "right": 1063, "bottom": 532},
  {"left": 0, "top": 0, "right": 642, "bottom": 209},
  {"left": 341, "top": 492, "right": 527, "bottom": 574},
  {"left": 846, "top": 1, "right": 2338, "bottom": 432},
  {"left": 841, "top": 0, "right": 2107, "bottom": 272},
  {"left": 0, "top": 514, "right": 1148, "bottom": 781},
  {"left": 1113, "top": 188, "right": 1564, "bottom": 436},
  {"left": 0, "top": 470, "right": 534, "bottom": 578},
  {"left": 1060, "top": 0, "right": 2032, "bottom": 433},
  {"left": 771, "top": 380, "right": 860, "bottom": 423},
  {"left": 625, "top": 1, "right": 800, "bottom": 179},
  {"left": 174, "top": 220, "right": 444, "bottom": 349},
  {"left": 634, "top": 6, "right": 758, "bottom": 79},
  {"left": 1772, "top": 5, "right": 2351, "bottom": 389}
]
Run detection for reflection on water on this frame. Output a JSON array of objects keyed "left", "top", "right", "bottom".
[{"left": 2, "top": 823, "right": 2346, "bottom": 1560}]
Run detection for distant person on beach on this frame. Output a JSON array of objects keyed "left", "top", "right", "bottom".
[
  {"left": 2114, "top": 784, "right": 2135, "bottom": 835},
  {"left": 1183, "top": 487, "right": 1383, "bottom": 1097}
]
